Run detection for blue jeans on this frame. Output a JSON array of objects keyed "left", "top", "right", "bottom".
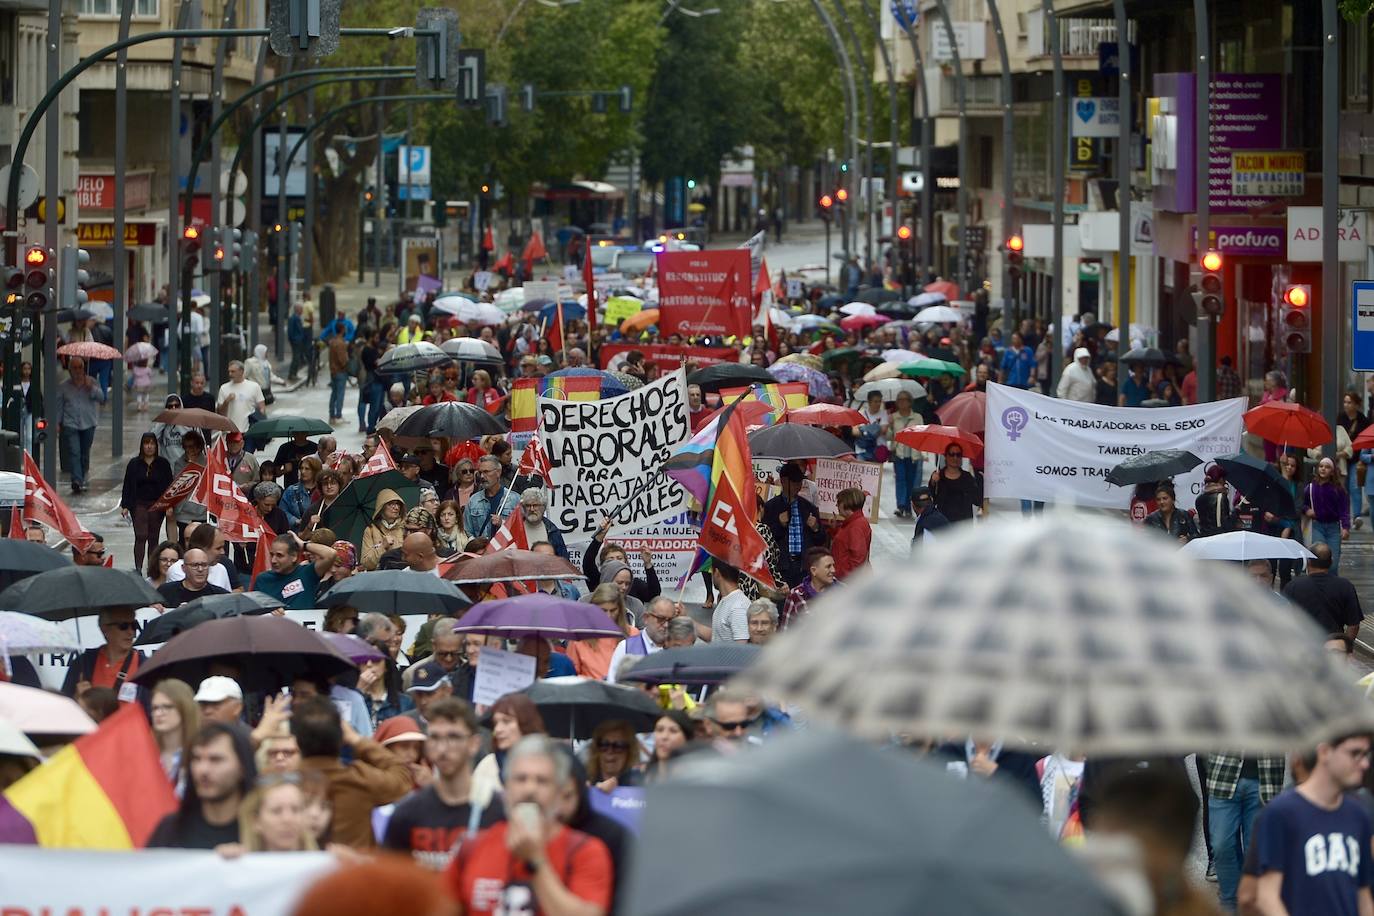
[
  {"left": 61, "top": 425, "right": 95, "bottom": 487},
  {"left": 894, "top": 456, "right": 924, "bottom": 512},
  {"left": 366, "top": 381, "right": 385, "bottom": 433},
  {"left": 329, "top": 372, "right": 348, "bottom": 420},
  {"left": 1208, "top": 777, "right": 1262, "bottom": 910},
  {"left": 1311, "top": 519, "right": 1344, "bottom": 572},
  {"left": 1350, "top": 470, "right": 1364, "bottom": 522}
]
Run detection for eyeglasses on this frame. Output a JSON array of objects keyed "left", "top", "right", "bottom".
[
  {"left": 186, "top": 562, "right": 210, "bottom": 570},
  {"left": 645, "top": 612, "right": 675, "bottom": 625},
  {"left": 597, "top": 740, "right": 630, "bottom": 752},
  {"left": 102, "top": 621, "right": 136, "bottom": 631},
  {"left": 711, "top": 716, "right": 759, "bottom": 733},
  {"left": 434, "top": 650, "right": 461, "bottom": 659}
]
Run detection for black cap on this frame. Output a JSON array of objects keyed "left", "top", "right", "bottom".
[
  {"left": 407, "top": 660, "right": 452, "bottom": 693},
  {"left": 911, "top": 486, "right": 932, "bottom": 501},
  {"left": 399, "top": 453, "right": 421, "bottom": 466}
]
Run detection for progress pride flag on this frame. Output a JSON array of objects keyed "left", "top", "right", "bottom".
[{"left": 655, "top": 249, "right": 752, "bottom": 339}]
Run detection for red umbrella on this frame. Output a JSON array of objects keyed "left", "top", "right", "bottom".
[
  {"left": 1353, "top": 425, "right": 1374, "bottom": 452},
  {"left": 787, "top": 403, "right": 866, "bottom": 427},
  {"left": 923, "top": 280, "right": 962, "bottom": 301},
  {"left": 839, "top": 314, "right": 890, "bottom": 332},
  {"left": 936, "top": 390, "right": 987, "bottom": 435},
  {"left": 57, "top": 341, "right": 121, "bottom": 361},
  {"left": 1242, "top": 401, "right": 1332, "bottom": 449},
  {"left": 895, "top": 424, "right": 983, "bottom": 459}
]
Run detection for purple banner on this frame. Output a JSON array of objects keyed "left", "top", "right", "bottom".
[
  {"left": 1152, "top": 72, "right": 1281, "bottom": 215},
  {"left": 1191, "top": 225, "right": 1285, "bottom": 258}
]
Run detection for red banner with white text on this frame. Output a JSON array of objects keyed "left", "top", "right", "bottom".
[
  {"left": 599, "top": 343, "right": 738, "bottom": 377},
  {"left": 654, "top": 249, "right": 753, "bottom": 340}
]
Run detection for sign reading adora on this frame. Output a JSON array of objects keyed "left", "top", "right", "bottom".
[
  {"left": 983, "top": 383, "right": 1245, "bottom": 507},
  {"left": 539, "top": 369, "right": 692, "bottom": 541}
]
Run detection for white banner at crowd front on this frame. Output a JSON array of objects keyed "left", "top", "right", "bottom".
[
  {"left": 538, "top": 369, "right": 692, "bottom": 544},
  {"left": 983, "top": 383, "right": 1245, "bottom": 508},
  {"left": 2, "top": 847, "right": 336, "bottom": 912},
  {"left": 564, "top": 510, "right": 702, "bottom": 589}
]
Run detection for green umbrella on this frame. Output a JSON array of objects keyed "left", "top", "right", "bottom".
[
  {"left": 321, "top": 470, "right": 421, "bottom": 548},
  {"left": 819, "top": 347, "right": 864, "bottom": 368},
  {"left": 245, "top": 415, "right": 334, "bottom": 439},
  {"left": 898, "top": 357, "right": 966, "bottom": 378}
]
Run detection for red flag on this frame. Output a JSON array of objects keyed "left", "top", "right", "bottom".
[
  {"left": 21, "top": 453, "right": 94, "bottom": 550},
  {"left": 516, "top": 435, "right": 553, "bottom": 489},
  {"left": 102, "top": 554, "right": 114, "bottom": 568},
  {"left": 521, "top": 231, "right": 547, "bottom": 264},
  {"left": 249, "top": 524, "right": 277, "bottom": 589},
  {"left": 358, "top": 445, "right": 397, "bottom": 478},
  {"left": 150, "top": 462, "right": 204, "bottom": 514},
  {"left": 583, "top": 240, "right": 597, "bottom": 326},
  {"left": 494, "top": 252, "right": 515, "bottom": 274},
  {"left": 485, "top": 503, "right": 528, "bottom": 554},
  {"left": 196, "top": 438, "right": 266, "bottom": 543},
  {"left": 481, "top": 226, "right": 495, "bottom": 252},
  {"left": 695, "top": 401, "right": 775, "bottom": 589},
  {"left": 8, "top": 506, "right": 25, "bottom": 540},
  {"left": 754, "top": 258, "right": 771, "bottom": 299}
]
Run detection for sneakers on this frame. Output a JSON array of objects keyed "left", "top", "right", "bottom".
[{"left": 1206, "top": 861, "right": 1217, "bottom": 882}]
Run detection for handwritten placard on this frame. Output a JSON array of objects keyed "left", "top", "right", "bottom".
[{"left": 472, "top": 647, "right": 537, "bottom": 706}]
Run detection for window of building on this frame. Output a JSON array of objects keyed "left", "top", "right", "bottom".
[
  {"left": 1344, "top": 15, "right": 1370, "bottom": 110},
  {"left": 79, "top": 0, "right": 157, "bottom": 18}
]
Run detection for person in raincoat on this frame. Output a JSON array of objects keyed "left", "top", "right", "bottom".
[{"left": 360, "top": 488, "right": 408, "bottom": 571}]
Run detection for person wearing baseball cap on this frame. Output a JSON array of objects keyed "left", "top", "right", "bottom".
[
  {"left": 194, "top": 676, "right": 244, "bottom": 724},
  {"left": 406, "top": 660, "right": 454, "bottom": 726},
  {"left": 1056, "top": 346, "right": 1097, "bottom": 403}
]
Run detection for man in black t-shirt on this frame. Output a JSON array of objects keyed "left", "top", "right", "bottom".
[
  {"left": 147, "top": 722, "right": 255, "bottom": 849},
  {"left": 180, "top": 372, "right": 216, "bottom": 413},
  {"left": 383, "top": 697, "right": 502, "bottom": 870},
  {"left": 272, "top": 432, "right": 317, "bottom": 488},
  {"left": 1282, "top": 544, "right": 1364, "bottom": 654},
  {"left": 156, "top": 548, "right": 229, "bottom": 608}
]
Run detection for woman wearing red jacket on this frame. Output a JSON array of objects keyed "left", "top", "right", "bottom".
[{"left": 830, "top": 488, "right": 872, "bottom": 580}]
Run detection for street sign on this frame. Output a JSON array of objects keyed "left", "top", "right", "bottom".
[
  {"left": 1070, "top": 97, "right": 1122, "bottom": 138},
  {"left": 262, "top": 128, "right": 308, "bottom": 197},
  {"left": 0, "top": 164, "right": 40, "bottom": 211},
  {"left": 268, "top": 0, "right": 341, "bottom": 58},
  {"left": 1287, "top": 206, "right": 1368, "bottom": 263},
  {"left": 1354, "top": 281, "right": 1374, "bottom": 372},
  {"left": 457, "top": 50, "right": 486, "bottom": 109}
]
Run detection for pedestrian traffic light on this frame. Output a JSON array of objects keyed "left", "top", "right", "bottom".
[
  {"left": 180, "top": 225, "right": 202, "bottom": 275},
  {"left": 840, "top": 162, "right": 849, "bottom": 172},
  {"left": 267, "top": 0, "right": 341, "bottom": 58},
  {"left": 62, "top": 246, "right": 89, "bottom": 310},
  {"left": 818, "top": 194, "right": 833, "bottom": 221},
  {"left": 1005, "top": 234, "right": 1024, "bottom": 281},
  {"left": 240, "top": 229, "right": 258, "bottom": 273},
  {"left": 1192, "top": 248, "right": 1224, "bottom": 317},
  {"left": 1281, "top": 283, "right": 1312, "bottom": 353},
  {"left": 485, "top": 83, "right": 507, "bottom": 127},
  {"left": 22, "top": 246, "right": 52, "bottom": 311}
]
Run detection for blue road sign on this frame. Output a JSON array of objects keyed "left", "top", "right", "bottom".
[{"left": 1353, "top": 281, "right": 1374, "bottom": 372}]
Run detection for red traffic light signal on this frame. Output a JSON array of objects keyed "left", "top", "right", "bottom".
[
  {"left": 1006, "top": 234, "right": 1024, "bottom": 253},
  {"left": 896, "top": 225, "right": 913, "bottom": 241},
  {"left": 835, "top": 188, "right": 849, "bottom": 203},
  {"left": 819, "top": 194, "right": 833, "bottom": 209},
  {"left": 1281, "top": 284, "right": 1312, "bottom": 353},
  {"left": 1282, "top": 284, "right": 1310, "bottom": 308},
  {"left": 1200, "top": 249, "right": 1223, "bottom": 273},
  {"left": 23, "top": 247, "right": 46, "bottom": 267}
]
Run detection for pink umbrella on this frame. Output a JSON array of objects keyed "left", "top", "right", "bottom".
[
  {"left": 124, "top": 341, "right": 158, "bottom": 363},
  {"left": 0, "top": 681, "right": 96, "bottom": 737},
  {"left": 57, "top": 341, "right": 122, "bottom": 361},
  {"left": 840, "top": 314, "right": 890, "bottom": 332}
]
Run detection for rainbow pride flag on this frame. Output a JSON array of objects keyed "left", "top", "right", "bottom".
[
  {"left": 509, "top": 375, "right": 604, "bottom": 434},
  {"left": 717, "top": 382, "right": 808, "bottom": 424},
  {"left": 0, "top": 703, "right": 176, "bottom": 848}
]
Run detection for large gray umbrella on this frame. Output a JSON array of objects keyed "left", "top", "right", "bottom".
[
  {"left": 625, "top": 729, "right": 1119, "bottom": 916},
  {"left": 736, "top": 513, "right": 1374, "bottom": 756},
  {"left": 0, "top": 566, "right": 162, "bottom": 620}
]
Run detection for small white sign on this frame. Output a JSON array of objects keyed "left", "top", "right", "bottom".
[
  {"left": 1357, "top": 284, "right": 1374, "bottom": 334},
  {"left": 523, "top": 280, "right": 561, "bottom": 303},
  {"left": 931, "top": 21, "right": 986, "bottom": 61},
  {"left": 1071, "top": 97, "right": 1121, "bottom": 139},
  {"left": 1287, "top": 206, "right": 1369, "bottom": 263},
  {"left": 473, "top": 271, "right": 494, "bottom": 291},
  {"left": 472, "top": 647, "right": 537, "bottom": 707}
]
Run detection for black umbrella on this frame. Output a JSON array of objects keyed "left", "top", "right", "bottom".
[
  {"left": 0, "top": 541, "right": 70, "bottom": 593},
  {"left": 855, "top": 287, "right": 900, "bottom": 304},
  {"left": 519, "top": 677, "right": 664, "bottom": 739},
  {"left": 620, "top": 644, "right": 761, "bottom": 686},
  {"left": 687, "top": 363, "right": 777, "bottom": 394},
  {"left": 1117, "top": 346, "right": 1169, "bottom": 366},
  {"left": 54, "top": 308, "right": 96, "bottom": 323},
  {"left": 127, "top": 303, "right": 170, "bottom": 322},
  {"left": 748, "top": 423, "right": 853, "bottom": 461},
  {"left": 1081, "top": 321, "right": 1113, "bottom": 336},
  {"left": 624, "top": 729, "right": 1119, "bottom": 916},
  {"left": 136, "top": 591, "right": 285, "bottom": 646},
  {"left": 376, "top": 342, "right": 451, "bottom": 374},
  {"left": 0, "top": 566, "right": 162, "bottom": 621},
  {"left": 245, "top": 416, "right": 333, "bottom": 438},
  {"left": 131, "top": 615, "right": 355, "bottom": 693},
  {"left": 321, "top": 469, "right": 421, "bottom": 548},
  {"left": 875, "top": 303, "right": 918, "bottom": 319},
  {"left": 1214, "top": 452, "right": 1299, "bottom": 518},
  {"left": 1105, "top": 449, "right": 1202, "bottom": 487},
  {"left": 319, "top": 569, "right": 471, "bottom": 615},
  {"left": 394, "top": 401, "right": 509, "bottom": 441}
]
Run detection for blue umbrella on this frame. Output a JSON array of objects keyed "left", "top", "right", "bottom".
[
  {"left": 768, "top": 362, "right": 833, "bottom": 400},
  {"left": 537, "top": 301, "right": 586, "bottom": 324},
  {"left": 547, "top": 367, "right": 628, "bottom": 398}
]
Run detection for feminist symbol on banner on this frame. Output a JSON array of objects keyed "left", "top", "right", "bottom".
[{"left": 1001, "top": 407, "right": 1030, "bottom": 442}]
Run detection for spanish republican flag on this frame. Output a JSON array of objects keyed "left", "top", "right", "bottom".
[{"left": 0, "top": 703, "right": 175, "bottom": 847}]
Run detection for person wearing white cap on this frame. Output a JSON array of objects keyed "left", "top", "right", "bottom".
[
  {"left": 195, "top": 676, "right": 244, "bottom": 724},
  {"left": 1056, "top": 346, "right": 1097, "bottom": 403}
]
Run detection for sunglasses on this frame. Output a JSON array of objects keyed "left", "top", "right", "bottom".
[
  {"left": 102, "top": 621, "right": 136, "bottom": 632},
  {"left": 712, "top": 716, "right": 759, "bottom": 733},
  {"left": 597, "top": 740, "right": 630, "bottom": 752}
]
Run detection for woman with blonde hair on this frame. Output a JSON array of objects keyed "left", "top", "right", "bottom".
[
  {"left": 150, "top": 679, "right": 200, "bottom": 796},
  {"left": 568, "top": 583, "right": 637, "bottom": 680},
  {"left": 586, "top": 719, "right": 643, "bottom": 791},
  {"left": 220, "top": 776, "right": 318, "bottom": 855}
]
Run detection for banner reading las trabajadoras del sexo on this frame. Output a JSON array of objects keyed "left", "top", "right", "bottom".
[{"left": 984, "top": 383, "right": 1246, "bottom": 508}]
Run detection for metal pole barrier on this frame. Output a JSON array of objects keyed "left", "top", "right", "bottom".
[
  {"left": 933, "top": 0, "right": 967, "bottom": 296},
  {"left": 111, "top": 0, "right": 133, "bottom": 459},
  {"left": 1113, "top": 0, "right": 1130, "bottom": 387},
  {"left": 207, "top": 0, "right": 234, "bottom": 389},
  {"left": 374, "top": 100, "right": 383, "bottom": 288},
  {"left": 165, "top": 3, "right": 190, "bottom": 396},
  {"left": 304, "top": 87, "right": 316, "bottom": 292},
  {"left": 1321, "top": 0, "right": 1339, "bottom": 453},
  {"left": 987, "top": 0, "right": 1015, "bottom": 337},
  {"left": 1046, "top": 0, "right": 1065, "bottom": 391},
  {"left": 1193, "top": 0, "right": 1213, "bottom": 402},
  {"left": 898, "top": 17, "right": 932, "bottom": 277}
]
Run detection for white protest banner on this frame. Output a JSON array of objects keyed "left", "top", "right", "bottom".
[
  {"left": 2, "top": 847, "right": 336, "bottom": 912},
  {"left": 539, "top": 368, "right": 691, "bottom": 543},
  {"left": 566, "top": 510, "right": 702, "bottom": 589},
  {"left": 983, "top": 383, "right": 1245, "bottom": 507},
  {"left": 813, "top": 458, "right": 883, "bottom": 521},
  {"left": 472, "top": 647, "right": 537, "bottom": 706}
]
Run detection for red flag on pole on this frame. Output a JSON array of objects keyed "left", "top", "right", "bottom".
[
  {"left": 8, "top": 506, "right": 25, "bottom": 540},
  {"left": 694, "top": 401, "right": 776, "bottom": 589},
  {"left": 358, "top": 445, "right": 397, "bottom": 478},
  {"left": 21, "top": 453, "right": 94, "bottom": 550},
  {"left": 196, "top": 438, "right": 267, "bottom": 543},
  {"left": 521, "top": 231, "right": 547, "bottom": 264},
  {"left": 481, "top": 226, "right": 495, "bottom": 252},
  {"left": 516, "top": 435, "right": 554, "bottom": 489},
  {"left": 249, "top": 524, "right": 277, "bottom": 589},
  {"left": 485, "top": 505, "right": 528, "bottom": 554},
  {"left": 583, "top": 240, "right": 598, "bottom": 326}
]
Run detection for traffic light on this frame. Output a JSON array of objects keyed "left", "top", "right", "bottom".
[
  {"left": 62, "top": 246, "right": 89, "bottom": 310},
  {"left": 818, "top": 194, "right": 833, "bottom": 221},
  {"left": 896, "top": 225, "right": 912, "bottom": 241},
  {"left": 22, "top": 246, "right": 52, "bottom": 310},
  {"left": 1281, "top": 283, "right": 1312, "bottom": 353},
  {"left": 240, "top": 229, "right": 258, "bottom": 273},
  {"left": 835, "top": 188, "right": 848, "bottom": 203},
  {"left": 289, "top": 221, "right": 303, "bottom": 260},
  {"left": 267, "top": 0, "right": 341, "bottom": 58},
  {"left": 1005, "top": 233, "right": 1024, "bottom": 281},
  {"left": 414, "top": 8, "right": 460, "bottom": 91},
  {"left": 485, "top": 83, "right": 507, "bottom": 127},
  {"left": 686, "top": 179, "right": 696, "bottom": 190},
  {"left": 180, "top": 225, "right": 202, "bottom": 275},
  {"left": 840, "top": 162, "right": 849, "bottom": 172},
  {"left": 209, "top": 227, "right": 228, "bottom": 271},
  {"left": 1192, "top": 248, "right": 1224, "bottom": 317},
  {"left": 591, "top": 92, "right": 607, "bottom": 114},
  {"left": 224, "top": 228, "right": 242, "bottom": 272},
  {"left": 3, "top": 263, "right": 23, "bottom": 307}
]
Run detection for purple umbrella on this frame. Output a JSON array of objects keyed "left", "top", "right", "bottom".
[
  {"left": 768, "top": 361, "right": 833, "bottom": 400},
  {"left": 322, "top": 632, "right": 387, "bottom": 665},
  {"left": 452, "top": 593, "right": 625, "bottom": 641}
]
